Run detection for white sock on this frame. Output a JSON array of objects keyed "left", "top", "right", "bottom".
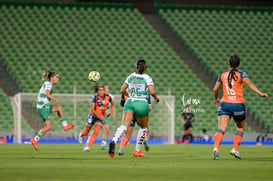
[
  {"left": 34, "top": 130, "right": 42, "bottom": 142},
  {"left": 112, "top": 125, "right": 127, "bottom": 143},
  {"left": 60, "top": 119, "right": 68, "bottom": 126},
  {"left": 34, "top": 135, "right": 40, "bottom": 142},
  {"left": 101, "top": 139, "right": 107, "bottom": 146},
  {"left": 135, "top": 128, "right": 147, "bottom": 151}
]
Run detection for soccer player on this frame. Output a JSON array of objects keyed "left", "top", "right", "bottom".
[
  {"left": 108, "top": 59, "right": 160, "bottom": 158},
  {"left": 177, "top": 105, "right": 196, "bottom": 143},
  {"left": 212, "top": 55, "right": 268, "bottom": 160},
  {"left": 100, "top": 85, "right": 116, "bottom": 150},
  {"left": 80, "top": 85, "right": 115, "bottom": 152},
  {"left": 31, "top": 71, "right": 74, "bottom": 151},
  {"left": 118, "top": 91, "right": 152, "bottom": 156}
]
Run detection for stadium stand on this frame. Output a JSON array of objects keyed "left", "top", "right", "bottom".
[
  {"left": 0, "top": 86, "right": 13, "bottom": 131},
  {"left": 157, "top": 4, "right": 272, "bottom": 133},
  {"left": 0, "top": 1, "right": 260, "bottom": 137}
]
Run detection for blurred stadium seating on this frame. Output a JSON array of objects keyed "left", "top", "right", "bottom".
[
  {"left": 0, "top": 86, "right": 14, "bottom": 131},
  {"left": 1, "top": 1, "right": 270, "bottom": 137},
  {"left": 157, "top": 4, "right": 272, "bottom": 132}
]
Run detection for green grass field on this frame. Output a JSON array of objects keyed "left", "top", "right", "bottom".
[{"left": 0, "top": 144, "right": 272, "bottom": 181}]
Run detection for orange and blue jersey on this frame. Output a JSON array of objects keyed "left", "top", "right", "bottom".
[
  {"left": 91, "top": 94, "right": 112, "bottom": 118},
  {"left": 217, "top": 69, "right": 248, "bottom": 103}
]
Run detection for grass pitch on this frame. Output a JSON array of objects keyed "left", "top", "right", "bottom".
[{"left": 0, "top": 144, "right": 272, "bottom": 181}]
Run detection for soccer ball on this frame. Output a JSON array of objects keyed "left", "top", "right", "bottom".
[{"left": 88, "top": 71, "right": 100, "bottom": 82}]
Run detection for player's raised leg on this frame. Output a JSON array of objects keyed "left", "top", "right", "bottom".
[{"left": 52, "top": 105, "right": 74, "bottom": 131}]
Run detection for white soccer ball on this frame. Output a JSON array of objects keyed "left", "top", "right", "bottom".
[{"left": 88, "top": 71, "right": 100, "bottom": 82}]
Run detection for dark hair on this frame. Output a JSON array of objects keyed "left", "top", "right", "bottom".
[
  {"left": 228, "top": 55, "right": 240, "bottom": 89},
  {"left": 93, "top": 85, "right": 105, "bottom": 93},
  {"left": 136, "top": 59, "right": 147, "bottom": 74},
  {"left": 41, "top": 70, "right": 57, "bottom": 83}
]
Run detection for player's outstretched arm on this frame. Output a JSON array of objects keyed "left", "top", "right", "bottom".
[
  {"left": 243, "top": 78, "right": 268, "bottom": 99},
  {"left": 45, "top": 90, "right": 61, "bottom": 104}
]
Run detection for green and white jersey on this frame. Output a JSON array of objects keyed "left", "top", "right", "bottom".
[
  {"left": 37, "top": 81, "right": 52, "bottom": 109},
  {"left": 125, "top": 72, "right": 153, "bottom": 101}
]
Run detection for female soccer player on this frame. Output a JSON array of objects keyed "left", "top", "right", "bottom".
[
  {"left": 108, "top": 59, "right": 160, "bottom": 158},
  {"left": 80, "top": 85, "right": 115, "bottom": 152},
  {"left": 118, "top": 91, "right": 152, "bottom": 156},
  {"left": 100, "top": 85, "right": 116, "bottom": 150},
  {"left": 213, "top": 55, "right": 268, "bottom": 160},
  {"left": 31, "top": 71, "right": 74, "bottom": 151},
  {"left": 177, "top": 105, "right": 196, "bottom": 143}
]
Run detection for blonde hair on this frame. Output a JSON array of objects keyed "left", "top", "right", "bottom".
[
  {"left": 41, "top": 70, "right": 57, "bottom": 83},
  {"left": 41, "top": 70, "right": 50, "bottom": 83}
]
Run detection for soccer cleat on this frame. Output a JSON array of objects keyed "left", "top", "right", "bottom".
[
  {"left": 108, "top": 141, "right": 115, "bottom": 158},
  {"left": 230, "top": 149, "right": 242, "bottom": 159},
  {"left": 143, "top": 139, "right": 149, "bottom": 152},
  {"left": 212, "top": 148, "right": 219, "bottom": 160},
  {"left": 118, "top": 148, "right": 124, "bottom": 156},
  {"left": 83, "top": 146, "right": 90, "bottom": 152},
  {"left": 78, "top": 132, "right": 83, "bottom": 144},
  {"left": 64, "top": 123, "right": 74, "bottom": 131},
  {"left": 133, "top": 150, "right": 145, "bottom": 157},
  {"left": 31, "top": 139, "right": 38, "bottom": 151}
]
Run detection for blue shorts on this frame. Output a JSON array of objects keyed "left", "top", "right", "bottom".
[
  {"left": 218, "top": 102, "right": 246, "bottom": 122},
  {"left": 85, "top": 113, "right": 103, "bottom": 124}
]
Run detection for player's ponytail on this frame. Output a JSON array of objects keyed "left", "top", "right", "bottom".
[
  {"left": 41, "top": 70, "right": 57, "bottom": 83},
  {"left": 41, "top": 70, "right": 50, "bottom": 83},
  {"left": 227, "top": 55, "right": 240, "bottom": 89},
  {"left": 93, "top": 85, "right": 99, "bottom": 93},
  {"left": 136, "top": 59, "right": 147, "bottom": 74}
]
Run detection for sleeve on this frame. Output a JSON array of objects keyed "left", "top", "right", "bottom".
[
  {"left": 44, "top": 82, "right": 52, "bottom": 91},
  {"left": 91, "top": 95, "right": 97, "bottom": 103},
  {"left": 110, "top": 94, "right": 114, "bottom": 101},
  {"left": 217, "top": 74, "right": 222, "bottom": 84},
  {"left": 146, "top": 75, "right": 154, "bottom": 86},
  {"left": 120, "top": 94, "right": 125, "bottom": 107},
  {"left": 147, "top": 91, "right": 151, "bottom": 104},
  {"left": 124, "top": 75, "right": 130, "bottom": 85},
  {"left": 241, "top": 71, "right": 248, "bottom": 80},
  {"left": 108, "top": 95, "right": 112, "bottom": 103}
]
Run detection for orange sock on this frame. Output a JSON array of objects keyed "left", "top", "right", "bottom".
[
  {"left": 86, "top": 126, "right": 101, "bottom": 147},
  {"left": 214, "top": 129, "right": 224, "bottom": 150},
  {"left": 80, "top": 127, "right": 90, "bottom": 137},
  {"left": 120, "top": 137, "right": 129, "bottom": 149},
  {"left": 233, "top": 131, "right": 243, "bottom": 151}
]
